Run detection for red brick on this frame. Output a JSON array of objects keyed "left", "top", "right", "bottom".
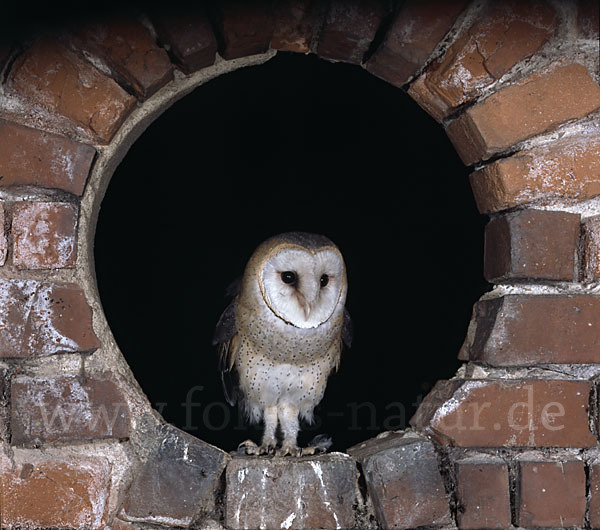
[
  {"left": 411, "top": 379, "right": 597, "bottom": 448},
  {"left": 11, "top": 373, "right": 130, "bottom": 445},
  {"left": 583, "top": 215, "right": 600, "bottom": 282},
  {"left": 0, "top": 119, "right": 96, "bottom": 195},
  {"left": 226, "top": 453, "right": 357, "bottom": 529},
  {"left": 459, "top": 294, "right": 600, "bottom": 365},
  {"left": 69, "top": 17, "right": 174, "bottom": 100},
  {"left": 0, "top": 280, "right": 100, "bottom": 358},
  {"left": 0, "top": 202, "right": 6, "bottom": 266},
  {"left": 150, "top": 8, "right": 217, "bottom": 74},
  {"left": 8, "top": 38, "right": 136, "bottom": 144},
  {"left": 446, "top": 63, "right": 600, "bottom": 165},
  {"left": 348, "top": 432, "right": 452, "bottom": 528},
  {"left": 455, "top": 456, "right": 511, "bottom": 529},
  {"left": 409, "top": 1, "right": 557, "bottom": 121},
  {"left": 578, "top": 0, "right": 600, "bottom": 40},
  {"left": 271, "top": 0, "right": 320, "bottom": 54},
  {"left": 518, "top": 459, "right": 586, "bottom": 528},
  {"left": 0, "top": 368, "right": 8, "bottom": 441},
  {"left": 213, "top": 1, "right": 276, "bottom": 60},
  {"left": 484, "top": 209, "right": 580, "bottom": 282},
  {"left": 0, "top": 455, "right": 111, "bottom": 529},
  {"left": 589, "top": 460, "right": 600, "bottom": 528},
  {"left": 12, "top": 201, "right": 78, "bottom": 269},
  {"left": 366, "top": 0, "right": 468, "bottom": 87},
  {"left": 470, "top": 135, "right": 600, "bottom": 213},
  {"left": 316, "top": 0, "right": 389, "bottom": 65}
]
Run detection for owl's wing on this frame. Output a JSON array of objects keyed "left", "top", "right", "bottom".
[
  {"left": 212, "top": 301, "right": 240, "bottom": 406},
  {"left": 342, "top": 307, "right": 353, "bottom": 348},
  {"left": 332, "top": 308, "right": 353, "bottom": 373}
]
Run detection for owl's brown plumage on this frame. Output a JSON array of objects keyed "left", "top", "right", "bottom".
[{"left": 213, "top": 232, "right": 351, "bottom": 456}]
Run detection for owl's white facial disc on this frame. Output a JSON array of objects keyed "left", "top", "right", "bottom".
[{"left": 259, "top": 247, "right": 345, "bottom": 329}]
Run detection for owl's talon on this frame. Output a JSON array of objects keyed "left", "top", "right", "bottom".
[
  {"left": 276, "top": 444, "right": 302, "bottom": 457},
  {"left": 238, "top": 439, "right": 278, "bottom": 456}
]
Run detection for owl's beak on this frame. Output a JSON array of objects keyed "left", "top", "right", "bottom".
[
  {"left": 302, "top": 299, "right": 312, "bottom": 320},
  {"left": 297, "top": 278, "right": 321, "bottom": 321}
]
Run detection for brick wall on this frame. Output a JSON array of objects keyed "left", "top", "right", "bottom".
[{"left": 0, "top": 1, "right": 598, "bottom": 528}]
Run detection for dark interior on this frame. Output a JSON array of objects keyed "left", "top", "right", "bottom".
[{"left": 94, "top": 51, "right": 490, "bottom": 452}]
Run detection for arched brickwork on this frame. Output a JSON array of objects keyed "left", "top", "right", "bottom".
[{"left": 0, "top": 1, "right": 598, "bottom": 528}]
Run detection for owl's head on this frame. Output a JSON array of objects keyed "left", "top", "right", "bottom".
[{"left": 246, "top": 232, "right": 347, "bottom": 329}]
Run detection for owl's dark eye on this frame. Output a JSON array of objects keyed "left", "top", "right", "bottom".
[
  {"left": 281, "top": 271, "right": 297, "bottom": 285},
  {"left": 320, "top": 274, "right": 329, "bottom": 288}
]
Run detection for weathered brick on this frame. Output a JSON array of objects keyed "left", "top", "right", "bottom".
[
  {"left": 583, "top": 215, "right": 600, "bottom": 282},
  {"left": 0, "top": 280, "right": 100, "bottom": 358},
  {"left": 12, "top": 201, "right": 78, "bottom": 269},
  {"left": 470, "top": 135, "right": 600, "bottom": 213},
  {"left": 366, "top": 0, "right": 468, "bottom": 87},
  {"left": 459, "top": 294, "right": 600, "bottom": 365},
  {"left": 8, "top": 38, "right": 136, "bottom": 144},
  {"left": 0, "top": 119, "right": 96, "bottom": 195},
  {"left": 121, "top": 424, "right": 229, "bottom": 527},
  {"left": 213, "top": 1, "right": 275, "bottom": 60},
  {"left": 411, "top": 379, "right": 596, "bottom": 447},
  {"left": 517, "top": 458, "right": 586, "bottom": 528},
  {"left": 150, "top": 8, "right": 217, "bottom": 74},
  {"left": 0, "top": 368, "right": 8, "bottom": 441},
  {"left": 316, "top": 0, "right": 388, "bottom": 65},
  {"left": 578, "top": 0, "right": 600, "bottom": 40},
  {"left": 484, "top": 209, "right": 581, "bottom": 282},
  {"left": 589, "top": 459, "right": 600, "bottom": 528},
  {"left": 70, "top": 17, "right": 174, "bottom": 100},
  {"left": 271, "top": 0, "right": 320, "bottom": 54},
  {"left": 446, "top": 63, "right": 600, "bottom": 165},
  {"left": 455, "top": 455, "right": 511, "bottom": 529},
  {"left": 0, "top": 202, "right": 6, "bottom": 266},
  {"left": 11, "top": 373, "right": 130, "bottom": 445},
  {"left": 409, "top": 0, "right": 557, "bottom": 121},
  {"left": 226, "top": 453, "right": 357, "bottom": 530},
  {"left": 0, "top": 454, "right": 111, "bottom": 529},
  {"left": 348, "top": 432, "right": 452, "bottom": 529}
]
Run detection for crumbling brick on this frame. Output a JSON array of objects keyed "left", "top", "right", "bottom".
[
  {"left": 12, "top": 201, "right": 78, "bottom": 269},
  {"left": 470, "top": 135, "right": 600, "bottom": 213},
  {"left": 226, "top": 452, "right": 357, "bottom": 529},
  {"left": 69, "top": 16, "right": 174, "bottom": 100},
  {"left": 0, "top": 454, "right": 111, "bottom": 529},
  {"left": 271, "top": 0, "right": 320, "bottom": 54},
  {"left": 0, "top": 119, "right": 96, "bottom": 196},
  {"left": 446, "top": 63, "right": 600, "bottom": 165},
  {"left": 150, "top": 8, "right": 218, "bottom": 74},
  {"left": 366, "top": 0, "right": 469, "bottom": 87},
  {"left": 348, "top": 432, "right": 452, "bottom": 528},
  {"left": 316, "top": 0, "right": 389, "bottom": 64},
  {"left": 0, "top": 280, "right": 100, "bottom": 358},
  {"left": 8, "top": 38, "right": 136, "bottom": 144},
  {"left": 11, "top": 373, "right": 130, "bottom": 445},
  {"left": 121, "top": 424, "right": 229, "bottom": 527},
  {"left": 411, "top": 379, "right": 596, "bottom": 447},
  {"left": 212, "top": 1, "right": 276, "bottom": 60},
  {"left": 459, "top": 294, "right": 600, "bottom": 365},
  {"left": 409, "top": 0, "right": 557, "bottom": 121},
  {"left": 484, "top": 209, "right": 581, "bottom": 282}
]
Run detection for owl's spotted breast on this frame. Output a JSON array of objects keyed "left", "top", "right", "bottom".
[{"left": 213, "top": 231, "right": 351, "bottom": 456}]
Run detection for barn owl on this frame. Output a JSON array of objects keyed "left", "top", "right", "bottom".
[{"left": 213, "top": 232, "right": 352, "bottom": 456}]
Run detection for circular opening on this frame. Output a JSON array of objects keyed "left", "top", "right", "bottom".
[{"left": 94, "top": 52, "right": 489, "bottom": 452}]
